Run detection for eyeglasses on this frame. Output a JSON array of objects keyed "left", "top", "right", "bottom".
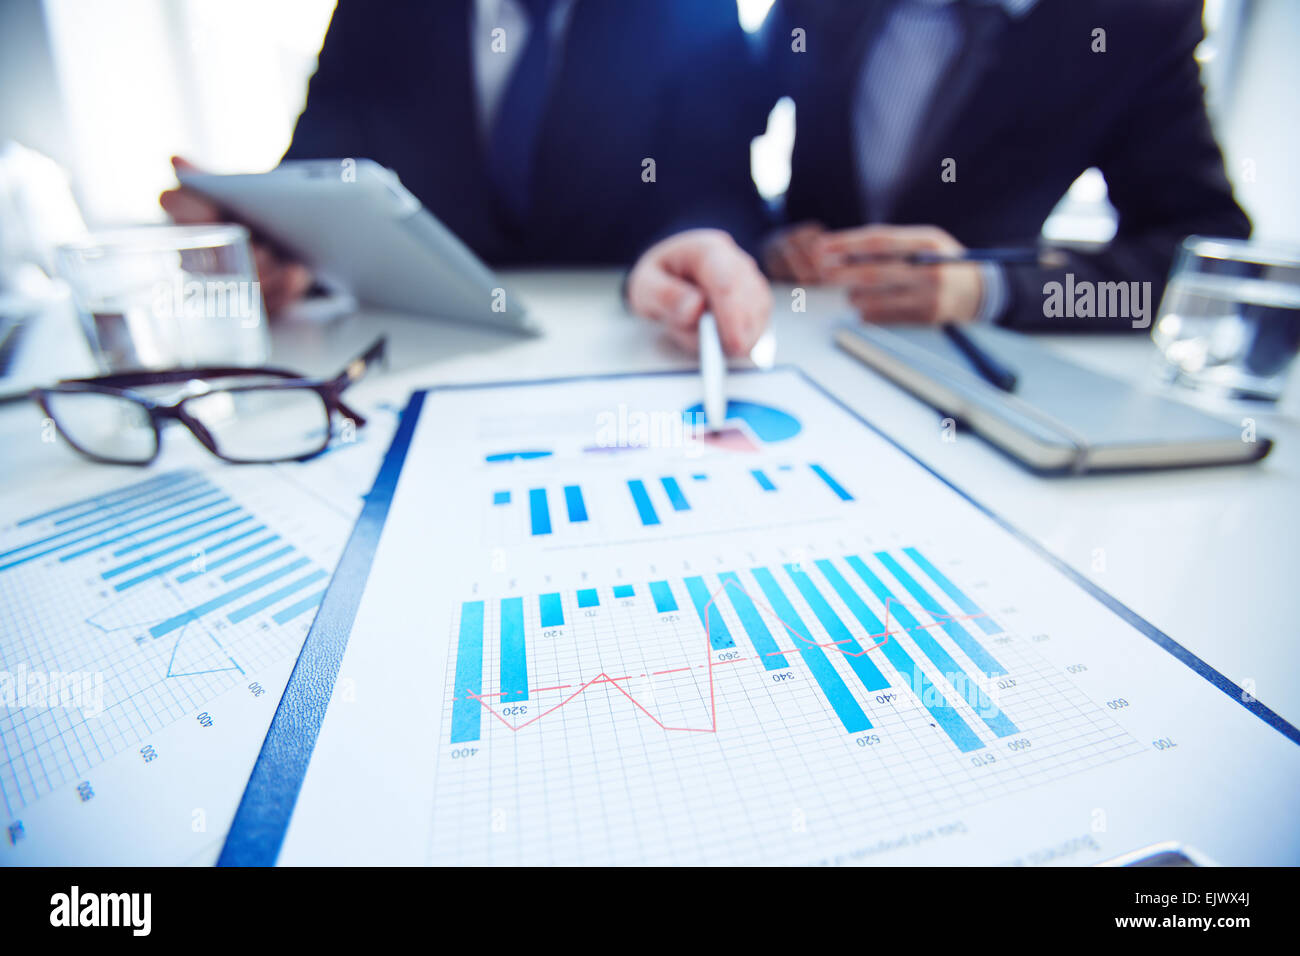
[{"left": 31, "top": 338, "right": 386, "bottom": 465}]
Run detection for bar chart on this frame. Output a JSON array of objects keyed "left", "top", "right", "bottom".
[
  {"left": 429, "top": 521, "right": 1142, "bottom": 866},
  {"left": 443, "top": 547, "right": 1027, "bottom": 754},
  {"left": 241, "top": 366, "right": 1250, "bottom": 868},
  {"left": 0, "top": 467, "right": 346, "bottom": 817},
  {"left": 485, "top": 460, "right": 857, "bottom": 541}
]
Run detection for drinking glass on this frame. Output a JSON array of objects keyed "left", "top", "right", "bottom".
[
  {"left": 1152, "top": 237, "right": 1300, "bottom": 400},
  {"left": 55, "top": 224, "right": 269, "bottom": 373}
]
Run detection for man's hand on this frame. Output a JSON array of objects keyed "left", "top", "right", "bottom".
[
  {"left": 816, "top": 224, "right": 983, "bottom": 324},
  {"left": 626, "top": 228, "right": 771, "bottom": 357},
  {"left": 159, "top": 157, "right": 313, "bottom": 316},
  {"left": 761, "top": 221, "right": 826, "bottom": 284}
]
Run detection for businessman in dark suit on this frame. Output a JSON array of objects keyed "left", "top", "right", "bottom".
[
  {"left": 163, "top": 0, "right": 772, "bottom": 355},
  {"left": 761, "top": 0, "right": 1251, "bottom": 330}
]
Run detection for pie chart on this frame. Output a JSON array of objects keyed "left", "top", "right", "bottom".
[{"left": 681, "top": 400, "right": 802, "bottom": 443}]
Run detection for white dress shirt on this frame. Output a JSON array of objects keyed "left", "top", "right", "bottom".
[{"left": 471, "top": 0, "right": 577, "bottom": 133}]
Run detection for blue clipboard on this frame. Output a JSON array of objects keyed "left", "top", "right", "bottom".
[{"left": 218, "top": 369, "right": 1300, "bottom": 866}]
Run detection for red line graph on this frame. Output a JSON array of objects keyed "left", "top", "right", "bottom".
[{"left": 463, "top": 577, "right": 989, "bottom": 737}]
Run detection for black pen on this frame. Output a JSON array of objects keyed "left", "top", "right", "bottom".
[
  {"left": 941, "top": 322, "right": 1018, "bottom": 392},
  {"left": 843, "top": 247, "right": 1065, "bottom": 268}
]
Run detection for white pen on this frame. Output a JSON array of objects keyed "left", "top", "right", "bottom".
[{"left": 698, "top": 312, "right": 727, "bottom": 432}]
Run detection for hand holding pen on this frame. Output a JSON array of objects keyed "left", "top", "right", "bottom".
[
  {"left": 766, "top": 222, "right": 1061, "bottom": 325},
  {"left": 625, "top": 229, "right": 772, "bottom": 358}
]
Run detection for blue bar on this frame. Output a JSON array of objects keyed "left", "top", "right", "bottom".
[
  {"left": 53, "top": 497, "right": 227, "bottom": 565},
  {"left": 47, "top": 488, "right": 220, "bottom": 558},
  {"left": 577, "top": 588, "right": 599, "bottom": 608},
  {"left": 904, "top": 547, "right": 1001, "bottom": 635},
  {"left": 539, "top": 592, "right": 564, "bottom": 627},
  {"left": 272, "top": 589, "right": 326, "bottom": 625},
  {"left": 55, "top": 480, "right": 213, "bottom": 530},
  {"left": 847, "top": 556, "right": 1017, "bottom": 737},
  {"left": 221, "top": 545, "right": 295, "bottom": 582},
  {"left": 649, "top": 580, "right": 678, "bottom": 613},
  {"left": 750, "top": 567, "right": 870, "bottom": 733},
  {"left": 117, "top": 528, "right": 265, "bottom": 590},
  {"left": 691, "top": 474, "right": 707, "bottom": 481},
  {"left": 659, "top": 477, "right": 690, "bottom": 511},
  {"left": 108, "top": 502, "right": 240, "bottom": 557},
  {"left": 500, "top": 597, "right": 527, "bottom": 703},
  {"left": 55, "top": 474, "right": 201, "bottom": 525},
  {"left": 784, "top": 563, "right": 890, "bottom": 691},
  {"left": 684, "top": 576, "right": 735, "bottom": 649},
  {"left": 112, "top": 551, "right": 200, "bottom": 592},
  {"left": 99, "top": 515, "right": 253, "bottom": 579},
  {"left": 751, "top": 469, "right": 776, "bottom": 491},
  {"left": 810, "top": 464, "right": 853, "bottom": 501},
  {"left": 228, "top": 569, "right": 327, "bottom": 624},
  {"left": 0, "top": 482, "right": 212, "bottom": 558},
  {"left": 875, "top": 551, "right": 1006, "bottom": 676},
  {"left": 450, "top": 601, "right": 485, "bottom": 743},
  {"left": 718, "top": 571, "right": 789, "bottom": 670},
  {"left": 149, "top": 556, "right": 310, "bottom": 638},
  {"left": 613, "top": 584, "right": 635, "bottom": 598},
  {"left": 0, "top": 495, "right": 228, "bottom": 571},
  {"left": 65, "top": 497, "right": 233, "bottom": 560},
  {"left": 174, "top": 530, "right": 275, "bottom": 583},
  {"left": 52, "top": 473, "right": 200, "bottom": 524},
  {"left": 563, "top": 485, "right": 588, "bottom": 522},
  {"left": 627, "top": 480, "right": 660, "bottom": 526},
  {"left": 528, "top": 488, "right": 551, "bottom": 535},
  {"left": 815, "top": 559, "right": 983, "bottom": 752},
  {"left": 493, "top": 491, "right": 510, "bottom": 505},
  {"left": 18, "top": 470, "right": 192, "bottom": 526}
]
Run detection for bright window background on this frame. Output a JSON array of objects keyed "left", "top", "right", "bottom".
[{"left": 42, "top": 0, "right": 336, "bottom": 225}]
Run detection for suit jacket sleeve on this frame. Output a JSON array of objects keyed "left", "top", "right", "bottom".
[
  {"left": 637, "top": 6, "right": 774, "bottom": 256},
  {"left": 1000, "top": 1, "right": 1250, "bottom": 331},
  {"left": 282, "top": 1, "right": 392, "bottom": 161}
]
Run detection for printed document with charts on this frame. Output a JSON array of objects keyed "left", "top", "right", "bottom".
[
  {"left": 263, "top": 369, "right": 1300, "bottom": 865},
  {"left": 0, "top": 393, "right": 398, "bottom": 865}
]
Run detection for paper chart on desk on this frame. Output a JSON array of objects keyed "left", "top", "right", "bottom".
[
  {"left": 270, "top": 368, "right": 1300, "bottom": 865},
  {"left": 0, "top": 399, "right": 398, "bottom": 865}
]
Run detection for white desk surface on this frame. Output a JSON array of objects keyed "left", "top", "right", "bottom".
[{"left": 4, "top": 269, "right": 1298, "bottom": 730}]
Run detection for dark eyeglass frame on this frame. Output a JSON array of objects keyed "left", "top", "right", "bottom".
[{"left": 30, "top": 337, "right": 386, "bottom": 465}]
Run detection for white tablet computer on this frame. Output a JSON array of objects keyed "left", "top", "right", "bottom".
[{"left": 178, "top": 159, "right": 537, "bottom": 334}]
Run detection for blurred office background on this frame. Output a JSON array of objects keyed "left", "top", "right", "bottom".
[{"left": 1, "top": 0, "right": 1297, "bottom": 246}]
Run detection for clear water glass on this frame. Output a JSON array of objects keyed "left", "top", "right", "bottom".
[
  {"left": 1152, "top": 236, "right": 1300, "bottom": 401},
  {"left": 55, "top": 224, "right": 269, "bottom": 373}
]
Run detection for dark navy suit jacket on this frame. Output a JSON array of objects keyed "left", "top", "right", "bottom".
[
  {"left": 284, "top": 0, "right": 769, "bottom": 265},
  {"left": 763, "top": 0, "right": 1251, "bottom": 330}
]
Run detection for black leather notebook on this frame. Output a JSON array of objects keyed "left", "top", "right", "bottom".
[{"left": 836, "top": 323, "right": 1273, "bottom": 474}]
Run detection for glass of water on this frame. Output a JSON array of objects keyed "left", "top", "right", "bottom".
[
  {"left": 55, "top": 224, "right": 269, "bottom": 373},
  {"left": 1152, "top": 236, "right": 1300, "bottom": 401}
]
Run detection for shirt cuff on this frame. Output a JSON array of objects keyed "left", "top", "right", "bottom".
[{"left": 974, "top": 262, "right": 1010, "bottom": 324}]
